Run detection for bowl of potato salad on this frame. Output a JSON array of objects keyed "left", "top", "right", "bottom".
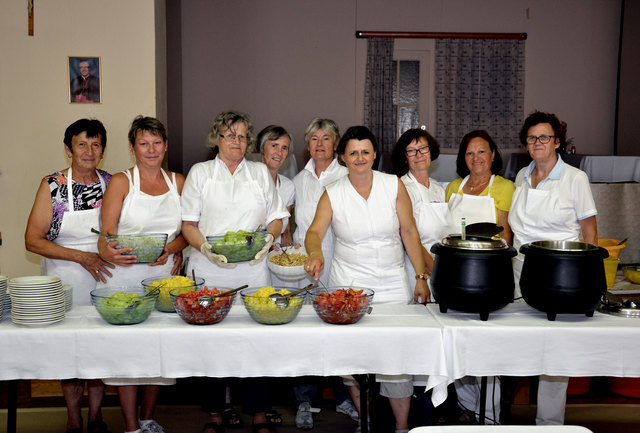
[
  {"left": 267, "top": 246, "right": 309, "bottom": 281},
  {"left": 142, "top": 276, "right": 205, "bottom": 312},
  {"left": 240, "top": 286, "right": 304, "bottom": 325}
]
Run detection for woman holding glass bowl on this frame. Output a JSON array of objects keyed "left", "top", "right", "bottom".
[
  {"left": 181, "top": 111, "right": 288, "bottom": 433},
  {"left": 97, "top": 116, "right": 186, "bottom": 433}
]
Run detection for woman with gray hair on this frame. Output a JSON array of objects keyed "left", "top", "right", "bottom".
[
  {"left": 181, "top": 111, "right": 288, "bottom": 433},
  {"left": 258, "top": 125, "right": 295, "bottom": 247},
  {"left": 292, "top": 118, "right": 348, "bottom": 286}
]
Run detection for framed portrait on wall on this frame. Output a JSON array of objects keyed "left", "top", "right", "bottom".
[{"left": 68, "top": 56, "right": 101, "bottom": 103}]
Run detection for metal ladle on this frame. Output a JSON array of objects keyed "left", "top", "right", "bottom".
[
  {"left": 268, "top": 283, "right": 316, "bottom": 309},
  {"left": 198, "top": 284, "right": 248, "bottom": 308}
]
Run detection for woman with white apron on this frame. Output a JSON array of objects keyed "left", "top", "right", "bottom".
[
  {"left": 25, "top": 118, "right": 113, "bottom": 433},
  {"left": 292, "top": 118, "right": 348, "bottom": 288},
  {"left": 445, "top": 130, "right": 515, "bottom": 246},
  {"left": 305, "top": 126, "right": 429, "bottom": 433},
  {"left": 392, "top": 128, "right": 453, "bottom": 300},
  {"left": 257, "top": 125, "right": 298, "bottom": 289},
  {"left": 181, "top": 111, "right": 288, "bottom": 433},
  {"left": 509, "top": 112, "right": 597, "bottom": 426},
  {"left": 98, "top": 116, "right": 186, "bottom": 433},
  {"left": 444, "top": 130, "right": 515, "bottom": 424}
]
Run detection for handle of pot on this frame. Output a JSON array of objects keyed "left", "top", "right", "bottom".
[{"left": 599, "top": 246, "right": 610, "bottom": 259}]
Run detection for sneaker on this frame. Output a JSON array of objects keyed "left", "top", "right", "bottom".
[
  {"left": 296, "top": 402, "right": 314, "bottom": 430},
  {"left": 139, "top": 420, "right": 164, "bottom": 433},
  {"left": 336, "top": 399, "right": 359, "bottom": 421}
]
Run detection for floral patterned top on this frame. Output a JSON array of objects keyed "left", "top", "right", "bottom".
[{"left": 45, "top": 169, "right": 112, "bottom": 241}]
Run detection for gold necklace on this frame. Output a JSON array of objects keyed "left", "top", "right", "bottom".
[{"left": 468, "top": 178, "right": 490, "bottom": 191}]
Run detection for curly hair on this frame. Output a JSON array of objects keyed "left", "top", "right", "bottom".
[{"left": 205, "top": 111, "right": 255, "bottom": 156}]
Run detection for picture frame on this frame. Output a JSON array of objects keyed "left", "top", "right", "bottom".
[{"left": 68, "top": 56, "right": 101, "bottom": 103}]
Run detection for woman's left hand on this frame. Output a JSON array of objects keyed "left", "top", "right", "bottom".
[
  {"left": 250, "top": 234, "right": 274, "bottom": 265},
  {"left": 414, "top": 279, "right": 431, "bottom": 304},
  {"left": 170, "top": 250, "right": 183, "bottom": 275},
  {"left": 305, "top": 256, "right": 324, "bottom": 281}
]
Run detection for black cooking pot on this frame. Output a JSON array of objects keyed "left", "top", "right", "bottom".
[
  {"left": 430, "top": 235, "right": 517, "bottom": 321},
  {"left": 519, "top": 240, "right": 609, "bottom": 321}
]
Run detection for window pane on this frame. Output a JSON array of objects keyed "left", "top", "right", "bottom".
[
  {"left": 398, "top": 106, "right": 419, "bottom": 137},
  {"left": 398, "top": 61, "right": 419, "bottom": 104}
]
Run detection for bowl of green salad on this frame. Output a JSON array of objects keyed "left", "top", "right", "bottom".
[
  {"left": 206, "top": 229, "right": 267, "bottom": 263},
  {"left": 90, "top": 287, "right": 158, "bottom": 325},
  {"left": 105, "top": 233, "right": 168, "bottom": 264}
]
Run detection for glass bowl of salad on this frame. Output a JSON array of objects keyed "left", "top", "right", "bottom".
[
  {"left": 308, "top": 287, "right": 374, "bottom": 324},
  {"left": 206, "top": 230, "right": 267, "bottom": 263},
  {"left": 105, "top": 233, "right": 168, "bottom": 264},
  {"left": 240, "top": 286, "right": 304, "bottom": 325},
  {"left": 142, "top": 275, "right": 205, "bottom": 312},
  {"left": 170, "top": 286, "right": 235, "bottom": 325},
  {"left": 90, "top": 287, "right": 158, "bottom": 325}
]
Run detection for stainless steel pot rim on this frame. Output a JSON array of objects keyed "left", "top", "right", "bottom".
[
  {"left": 441, "top": 235, "right": 508, "bottom": 250},
  {"left": 526, "top": 240, "right": 599, "bottom": 252}
]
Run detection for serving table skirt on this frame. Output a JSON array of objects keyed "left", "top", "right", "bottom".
[
  {"left": 427, "top": 303, "right": 640, "bottom": 381},
  {"left": 0, "top": 304, "right": 450, "bottom": 404}
]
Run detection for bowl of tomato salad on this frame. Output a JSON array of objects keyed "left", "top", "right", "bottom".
[
  {"left": 170, "top": 286, "right": 235, "bottom": 325},
  {"left": 309, "top": 287, "right": 374, "bottom": 324}
]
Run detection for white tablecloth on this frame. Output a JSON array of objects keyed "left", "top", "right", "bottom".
[
  {"left": 0, "top": 304, "right": 450, "bottom": 404},
  {"left": 409, "top": 426, "right": 593, "bottom": 433},
  {"left": 426, "top": 303, "right": 640, "bottom": 381},
  {"left": 580, "top": 156, "right": 640, "bottom": 183}
]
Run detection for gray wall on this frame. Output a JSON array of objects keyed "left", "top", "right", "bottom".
[{"left": 168, "top": 0, "right": 623, "bottom": 176}]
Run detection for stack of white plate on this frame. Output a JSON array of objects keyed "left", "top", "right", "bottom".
[
  {"left": 9, "top": 276, "right": 65, "bottom": 326},
  {"left": 0, "top": 275, "right": 8, "bottom": 321},
  {"left": 62, "top": 284, "right": 73, "bottom": 311}
]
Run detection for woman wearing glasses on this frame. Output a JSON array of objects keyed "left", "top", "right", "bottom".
[
  {"left": 509, "top": 111, "right": 597, "bottom": 425},
  {"left": 392, "top": 128, "right": 452, "bottom": 295},
  {"left": 445, "top": 130, "right": 514, "bottom": 246},
  {"left": 181, "top": 110, "right": 288, "bottom": 433}
]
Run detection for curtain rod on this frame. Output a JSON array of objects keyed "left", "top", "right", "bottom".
[{"left": 355, "top": 31, "right": 527, "bottom": 40}]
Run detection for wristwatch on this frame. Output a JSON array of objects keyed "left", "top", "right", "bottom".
[{"left": 415, "top": 273, "right": 428, "bottom": 280}]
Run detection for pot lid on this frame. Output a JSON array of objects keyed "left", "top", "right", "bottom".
[
  {"left": 441, "top": 235, "right": 508, "bottom": 250},
  {"left": 527, "top": 240, "right": 599, "bottom": 252}
]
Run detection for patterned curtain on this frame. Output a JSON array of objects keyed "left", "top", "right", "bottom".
[
  {"left": 435, "top": 39, "right": 525, "bottom": 149},
  {"left": 364, "top": 38, "right": 395, "bottom": 154}
]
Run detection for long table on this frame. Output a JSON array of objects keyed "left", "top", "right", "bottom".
[{"left": 4, "top": 302, "right": 640, "bottom": 432}]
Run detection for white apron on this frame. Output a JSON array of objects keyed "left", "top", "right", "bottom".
[
  {"left": 448, "top": 175, "right": 498, "bottom": 231},
  {"left": 510, "top": 184, "right": 581, "bottom": 298},
  {"left": 186, "top": 161, "right": 271, "bottom": 288},
  {"left": 327, "top": 173, "right": 410, "bottom": 304},
  {"left": 98, "top": 166, "right": 181, "bottom": 288},
  {"left": 292, "top": 159, "right": 348, "bottom": 287},
  {"left": 402, "top": 174, "right": 454, "bottom": 290},
  {"left": 42, "top": 167, "right": 106, "bottom": 307}
]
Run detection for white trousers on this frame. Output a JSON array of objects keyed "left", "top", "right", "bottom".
[{"left": 536, "top": 375, "right": 569, "bottom": 425}]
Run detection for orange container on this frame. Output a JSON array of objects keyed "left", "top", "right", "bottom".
[
  {"left": 609, "top": 377, "right": 640, "bottom": 398},
  {"left": 603, "top": 257, "right": 621, "bottom": 288},
  {"left": 567, "top": 377, "right": 591, "bottom": 395},
  {"left": 598, "top": 238, "right": 626, "bottom": 259}
]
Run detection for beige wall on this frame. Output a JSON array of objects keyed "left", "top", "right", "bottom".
[
  {"left": 0, "top": 0, "right": 159, "bottom": 277},
  {"left": 173, "top": 0, "right": 622, "bottom": 173}
]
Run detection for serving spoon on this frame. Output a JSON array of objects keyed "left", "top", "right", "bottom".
[
  {"left": 197, "top": 284, "right": 248, "bottom": 308},
  {"left": 268, "top": 283, "right": 316, "bottom": 309},
  {"left": 126, "top": 286, "right": 161, "bottom": 312}
]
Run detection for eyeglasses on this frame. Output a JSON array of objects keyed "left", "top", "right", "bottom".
[
  {"left": 405, "top": 146, "right": 430, "bottom": 157},
  {"left": 219, "top": 133, "right": 247, "bottom": 143},
  {"left": 526, "top": 135, "right": 555, "bottom": 145}
]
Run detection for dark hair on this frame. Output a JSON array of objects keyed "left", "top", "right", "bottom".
[
  {"left": 257, "top": 125, "right": 292, "bottom": 155},
  {"left": 391, "top": 128, "right": 440, "bottom": 176},
  {"left": 63, "top": 118, "right": 107, "bottom": 152},
  {"left": 455, "top": 130, "right": 503, "bottom": 177},
  {"left": 128, "top": 115, "right": 168, "bottom": 145},
  {"left": 519, "top": 111, "right": 568, "bottom": 152},
  {"left": 336, "top": 126, "right": 378, "bottom": 165}
]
